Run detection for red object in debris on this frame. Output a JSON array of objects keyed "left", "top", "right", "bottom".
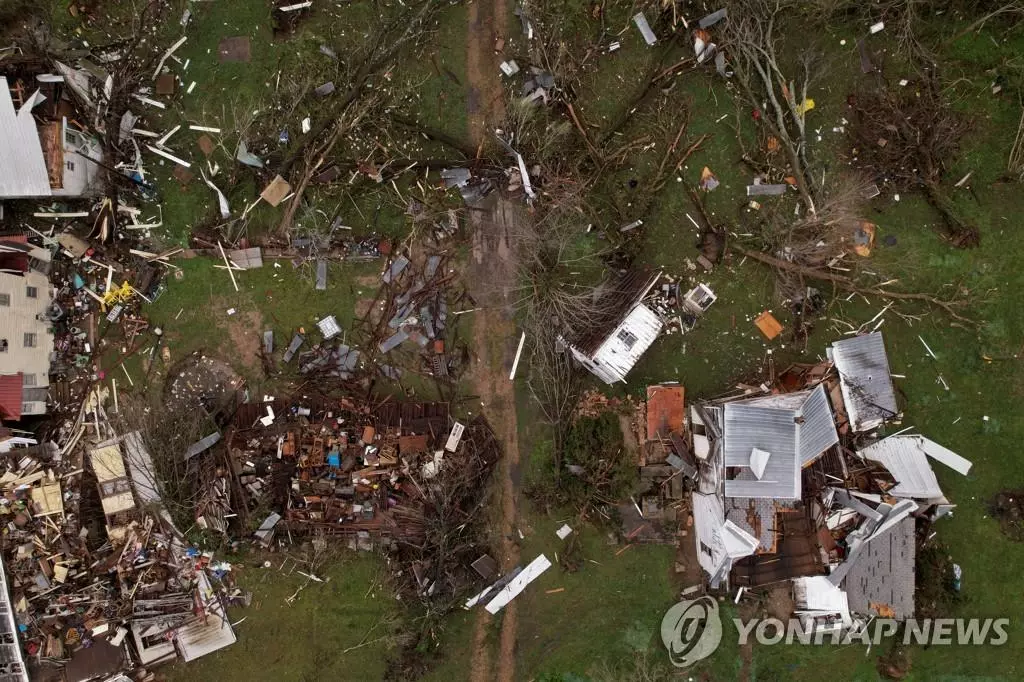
[
  {"left": 752, "top": 109, "right": 762, "bottom": 121},
  {"left": 378, "top": 239, "right": 392, "bottom": 256},
  {"left": 85, "top": 247, "right": 95, "bottom": 258},
  {"left": 0, "top": 373, "right": 23, "bottom": 421}
]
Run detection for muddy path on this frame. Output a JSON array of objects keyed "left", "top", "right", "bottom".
[{"left": 465, "top": 0, "right": 519, "bottom": 680}]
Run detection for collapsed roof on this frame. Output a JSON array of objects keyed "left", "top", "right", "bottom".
[
  {"left": 828, "top": 332, "right": 898, "bottom": 432},
  {"left": 689, "top": 332, "right": 972, "bottom": 621},
  {"left": 721, "top": 385, "right": 839, "bottom": 499}
]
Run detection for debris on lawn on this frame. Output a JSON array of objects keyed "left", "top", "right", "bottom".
[{"left": 0, "top": 403, "right": 242, "bottom": 679}]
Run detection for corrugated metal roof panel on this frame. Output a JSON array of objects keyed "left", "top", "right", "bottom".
[
  {"left": 0, "top": 78, "right": 52, "bottom": 198},
  {"left": 798, "top": 384, "right": 839, "bottom": 465},
  {"left": 0, "top": 374, "right": 23, "bottom": 421},
  {"left": 830, "top": 332, "right": 897, "bottom": 432},
  {"left": 858, "top": 436, "right": 943, "bottom": 499},
  {"left": 723, "top": 403, "right": 798, "bottom": 499},
  {"left": 722, "top": 386, "right": 838, "bottom": 499}
]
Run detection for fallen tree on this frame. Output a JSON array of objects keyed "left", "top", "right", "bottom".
[
  {"left": 849, "top": 75, "right": 979, "bottom": 247},
  {"left": 733, "top": 245, "right": 977, "bottom": 326}
]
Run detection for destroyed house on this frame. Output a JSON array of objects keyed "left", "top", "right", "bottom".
[
  {"left": 689, "top": 330, "right": 970, "bottom": 622},
  {"left": 0, "top": 235, "right": 55, "bottom": 419},
  {"left": 0, "top": 72, "right": 102, "bottom": 199},
  {"left": 566, "top": 270, "right": 663, "bottom": 384}
]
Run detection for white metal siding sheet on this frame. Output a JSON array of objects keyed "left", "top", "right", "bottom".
[
  {"left": 484, "top": 554, "right": 551, "bottom": 614},
  {"left": 917, "top": 436, "right": 972, "bottom": 475},
  {"left": 0, "top": 78, "right": 52, "bottom": 198},
  {"left": 859, "top": 436, "right": 943, "bottom": 499}
]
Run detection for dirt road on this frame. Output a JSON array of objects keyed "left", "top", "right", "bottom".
[{"left": 464, "top": 1, "right": 519, "bottom": 681}]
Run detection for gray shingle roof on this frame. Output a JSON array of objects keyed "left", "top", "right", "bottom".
[{"left": 841, "top": 516, "right": 916, "bottom": 619}]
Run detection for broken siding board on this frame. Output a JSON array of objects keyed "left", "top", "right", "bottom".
[
  {"left": 283, "top": 333, "right": 305, "bottom": 362},
  {"left": 633, "top": 12, "right": 657, "bottom": 45},
  {"left": 698, "top": 8, "right": 728, "bottom": 28},
  {"left": 382, "top": 256, "right": 410, "bottom": 284},
  {"left": 484, "top": 554, "right": 552, "bottom": 614},
  {"left": 746, "top": 184, "right": 789, "bottom": 196},
  {"left": 918, "top": 437, "right": 972, "bottom": 476},
  {"left": 379, "top": 330, "right": 409, "bottom": 353},
  {"left": 183, "top": 432, "right": 222, "bottom": 461},
  {"left": 315, "top": 259, "right": 327, "bottom": 290}
]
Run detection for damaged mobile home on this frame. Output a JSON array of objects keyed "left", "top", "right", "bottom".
[
  {"left": 0, "top": 66, "right": 103, "bottom": 200},
  {"left": 565, "top": 270, "right": 663, "bottom": 384},
  {"left": 689, "top": 332, "right": 971, "bottom": 627}
]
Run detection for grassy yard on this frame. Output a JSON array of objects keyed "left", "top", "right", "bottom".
[
  {"left": 38, "top": 0, "right": 1024, "bottom": 680},
  {"left": 162, "top": 552, "right": 400, "bottom": 682},
  {"left": 416, "top": 6, "right": 1024, "bottom": 682}
]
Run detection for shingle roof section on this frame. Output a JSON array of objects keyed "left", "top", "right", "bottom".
[{"left": 841, "top": 516, "right": 915, "bottom": 619}]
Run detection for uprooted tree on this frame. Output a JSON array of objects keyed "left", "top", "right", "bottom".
[{"left": 849, "top": 75, "right": 978, "bottom": 247}]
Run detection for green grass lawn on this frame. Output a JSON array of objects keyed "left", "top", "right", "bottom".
[
  {"left": 41, "top": 1, "right": 1024, "bottom": 680},
  {"left": 162, "top": 552, "right": 399, "bottom": 682}
]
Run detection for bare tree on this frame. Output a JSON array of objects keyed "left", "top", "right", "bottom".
[{"left": 720, "top": 0, "right": 820, "bottom": 212}]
